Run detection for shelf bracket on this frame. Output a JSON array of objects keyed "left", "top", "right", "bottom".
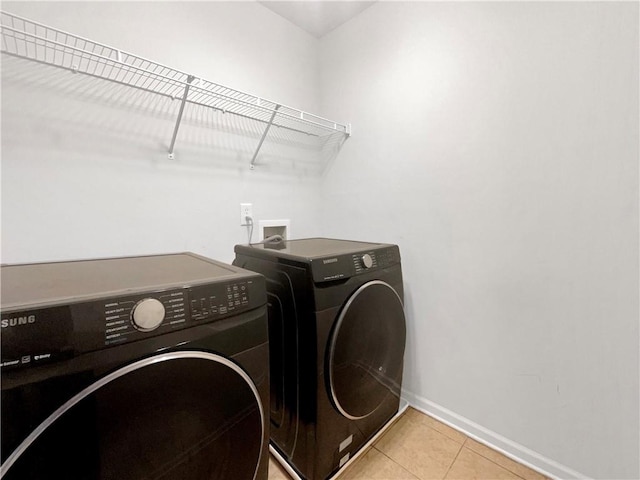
[
  {"left": 250, "top": 104, "right": 280, "bottom": 169},
  {"left": 168, "top": 75, "right": 196, "bottom": 160}
]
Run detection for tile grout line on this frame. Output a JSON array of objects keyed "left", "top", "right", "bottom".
[
  {"left": 417, "top": 411, "right": 469, "bottom": 445},
  {"left": 441, "top": 440, "right": 466, "bottom": 480},
  {"left": 371, "top": 445, "right": 420, "bottom": 480},
  {"left": 414, "top": 415, "right": 469, "bottom": 479},
  {"left": 377, "top": 415, "right": 470, "bottom": 480},
  {"left": 423, "top": 413, "right": 549, "bottom": 480},
  {"left": 432, "top": 428, "right": 468, "bottom": 445},
  {"left": 460, "top": 439, "right": 536, "bottom": 480},
  {"left": 374, "top": 412, "right": 539, "bottom": 480},
  {"left": 409, "top": 411, "right": 471, "bottom": 447}
]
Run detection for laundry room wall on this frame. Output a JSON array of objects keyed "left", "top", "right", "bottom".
[
  {"left": 1, "top": 1, "right": 324, "bottom": 265},
  {"left": 318, "top": 2, "right": 639, "bottom": 480}
]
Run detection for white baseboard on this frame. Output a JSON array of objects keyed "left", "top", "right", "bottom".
[{"left": 401, "top": 390, "right": 590, "bottom": 480}]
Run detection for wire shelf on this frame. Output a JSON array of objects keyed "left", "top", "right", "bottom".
[{"left": 0, "top": 10, "right": 350, "bottom": 165}]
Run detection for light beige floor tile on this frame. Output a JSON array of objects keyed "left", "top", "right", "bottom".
[
  {"left": 464, "top": 439, "right": 549, "bottom": 480},
  {"left": 340, "top": 448, "right": 420, "bottom": 480},
  {"left": 404, "top": 408, "right": 468, "bottom": 444},
  {"left": 268, "top": 456, "right": 290, "bottom": 480},
  {"left": 375, "top": 413, "right": 463, "bottom": 479},
  {"left": 445, "top": 448, "right": 521, "bottom": 480}
]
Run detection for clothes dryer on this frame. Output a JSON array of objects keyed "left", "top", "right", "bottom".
[
  {"left": 234, "top": 238, "right": 406, "bottom": 480},
  {"left": 1, "top": 253, "right": 269, "bottom": 480}
]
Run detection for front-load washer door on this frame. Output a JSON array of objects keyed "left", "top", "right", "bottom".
[
  {"left": 327, "top": 280, "right": 406, "bottom": 420},
  {"left": 1, "top": 352, "right": 264, "bottom": 480}
]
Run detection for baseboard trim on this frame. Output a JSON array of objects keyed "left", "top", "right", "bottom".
[{"left": 401, "top": 390, "right": 590, "bottom": 480}]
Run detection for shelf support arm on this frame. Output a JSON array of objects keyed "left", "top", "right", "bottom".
[
  {"left": 168, "top": 75, "right": 196, "bottom": 160},
  {"left": 250, "top": 104, "right": 280, "bottom": 169}
]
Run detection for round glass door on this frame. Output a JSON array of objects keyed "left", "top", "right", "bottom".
[
  {"left": 328, "top": 281, "right": 406, "bottom": 420},
  {"left": 1, "top": 352, "right": 264, "bottom": 480}
]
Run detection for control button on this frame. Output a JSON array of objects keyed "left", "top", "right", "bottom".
[
  {"left": 361, "top": 254, "right": 373, "bottom": 269},
  {"left": 131, "top": 298, "right": 165, "bottom": 331}
]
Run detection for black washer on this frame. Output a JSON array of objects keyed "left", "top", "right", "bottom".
[
  {"left": 1, "top": 253, "right": 270, "bottom": 480},
  {"left": 234, "top": 238, "right": 406, "bottom": 480}
]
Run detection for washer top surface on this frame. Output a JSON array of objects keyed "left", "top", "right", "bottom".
[
  {"left": 1, "top": 253, "right": 248, "bottom": 309},
  {"left": 243, "top": 238, "right": 390, "bottom": 260}
]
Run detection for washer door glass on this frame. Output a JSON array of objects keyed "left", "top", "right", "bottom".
[
  {"left": 328, "top": 281, "right": 406, "bottom": 420},
  {"left": 1, "top": 352, "right": 264, "bottom": 480}
]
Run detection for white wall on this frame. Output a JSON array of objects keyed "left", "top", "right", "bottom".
[
  {"left": 319, "top": 2, "right": 639, "bottom": 479},
  {"left": 1, "top": 1, "right": 323, "bottom": 265}
]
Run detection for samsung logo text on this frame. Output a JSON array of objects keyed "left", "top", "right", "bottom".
[{"left": 1, "top": 315, "right": 36, "bottom": 328}]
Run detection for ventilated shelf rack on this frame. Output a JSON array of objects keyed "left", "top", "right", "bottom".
[{"left": 0, "top": 10, "right": 351, "bottom": 166}]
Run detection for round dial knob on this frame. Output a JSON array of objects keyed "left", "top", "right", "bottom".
[
  {"left": 361, "top": 254, "right": 374, "bottom": 269},
  {"left": 131, "top": 298, "right": 165, "bottom": 332}
]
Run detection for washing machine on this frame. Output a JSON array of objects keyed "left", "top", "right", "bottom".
[
  {"left": 233, "top": 238, "right": 406, "bottom": 480},
  {"left": 1, "top": 252, "right": 269, "bottom": 480}
]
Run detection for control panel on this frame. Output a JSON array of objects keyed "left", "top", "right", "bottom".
[
  {"left": 102, "top": 289, "right": 188, "bottom": 346},
  {"left": 189, "top": 281, "right": 250, "bottom": 321},
  {"left": 1, "top": 278, "right": 262, "bottom": 370},
  {"left": 352, "top": 252, "right": 377, "bottom": 273},
  {"left": 311, "top": 246, "right": 401, "bottom": 283},
  {"left": 100, "top": 279, "right": 253, "bottom": 347},
  {"left": 353, "top": 248, "right": 399, "bottom": 273}
]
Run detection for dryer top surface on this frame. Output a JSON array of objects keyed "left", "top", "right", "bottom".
[
  {"left": 239, "top": 237, "right": 392, "bottom": 261},
  {"left": 1, "top": 253, "right": 254, "bottom": 309}
]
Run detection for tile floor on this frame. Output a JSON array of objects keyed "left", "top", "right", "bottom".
[{"left": 267, "top": 407, "right": 549, "bottom": 480}]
